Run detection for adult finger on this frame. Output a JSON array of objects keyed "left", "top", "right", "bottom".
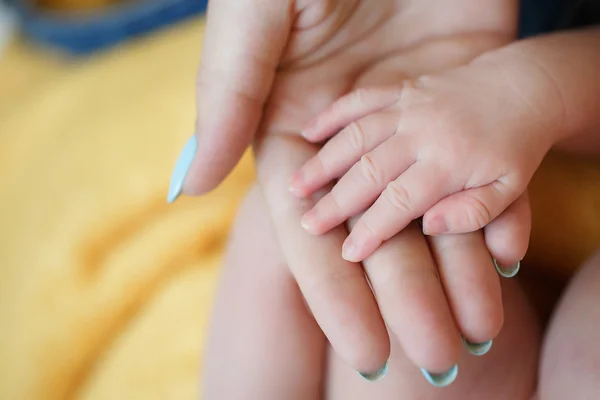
[
  {"left": 172, "top": 0, "right": 294, "bottom": 200},
  {"left": 484, "top": 192, "right": 531, "bottom": 278},
  {"left": 203, "top": 187, "right": 326, "bottom": 399},
  {"left": 428, "top": 231, "right": 503, "bottom": 352},
  {"left": 358, "top": 220, "right": 462, "bottom": 378},
  {"left": 254, "top": 133, "right": 390, "bottom": 376}
]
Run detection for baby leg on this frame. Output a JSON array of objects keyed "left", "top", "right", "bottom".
[
  {"left": 538, "top": 249, "right": 600, "bottom": 400},
  {"left": 202, "top": 186, "right": 325, "bottom": 400}
]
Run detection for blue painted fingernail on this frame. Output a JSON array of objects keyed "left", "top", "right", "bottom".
[
  {"left": 420, "top": 364, "right": 458, "bottom": 387},
  {"left": 493, "top": 259, "right": 520, "bottom": 278},
  {"left": 167, "top": 135, "right": 197, "bottom": 203},
  {"left": 358, "top": 361, "right": 388, "bottom": 382},
  {"left": 462, "top": 337, "right": 493, "bottom": 356}
]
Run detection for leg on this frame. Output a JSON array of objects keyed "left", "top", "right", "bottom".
[
  {"left": 538, "top": 248, "right": 600, "bottom": 400},
  {"left": 202, "top": 186, "right": 325, "bottom": 399},
  {"left": 325, "top": 278, "right": 540, "bottom": 399}
]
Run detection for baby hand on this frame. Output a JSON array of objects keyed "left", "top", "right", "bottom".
[{"left": 289, "top": 62, "right": 558, "bottom": 262}]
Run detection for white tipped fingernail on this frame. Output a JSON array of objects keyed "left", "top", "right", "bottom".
[
  {"left": 493, "top": 259, "right": 520, "bottom": 278},
  {"left": 167, "top": 135, "right": 197, "bottom": 203},
  {"left": 462, "top": 337, "right": 493, "bottom": 356},
  {"left": 420, "top": 364, "right": 458, "bottom": 387},
  {"left": 358, "top": 361, "right": 388, "bottom": 382}
]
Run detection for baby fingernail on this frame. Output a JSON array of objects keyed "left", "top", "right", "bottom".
[
  {"left": 301, "top": 119, "right": 318, "bottom": 139},
  {"left": 493, "top": 259, "right": 521, "bottom": 278},
  {"left": 342, "top": 238, "right": 358, "bottom": 261},
  {"left": 167, "top": 135, "right": 197, "bottom": 203},
  {"left": 422, "top": 215, "right": 448, "bottom": 235},
  {"left": 420, "top": 365, "right": 458, "bottom": 387},
  {"left": 358, "top": 361, "right": 388, "bottom": 382},
  {"left": 301, "top": 210, "right": 317, "bottom": 233},
  {"left": 288, "top": 172, "right": 305, "bottom": 197},
  {"left": 462, "top": 337, "right": 493, "bottom": 356}
]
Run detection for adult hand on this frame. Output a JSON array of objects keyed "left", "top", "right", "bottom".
[{"left": 170, "top": 0, "right": 525, "bottom": 376}]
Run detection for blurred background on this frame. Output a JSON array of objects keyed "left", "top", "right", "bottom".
[
  {"left": 0, "top": 1, "right": 254, "bottom": 398},
  {"left": 0, "top": 1, "right": 599, "bottom": 399}
]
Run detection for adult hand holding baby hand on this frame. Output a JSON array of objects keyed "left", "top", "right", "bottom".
[
  {"left": 169, "top": 0, "right": 527, "bottom": 385},
  {"left": 292, "top": 58, "right": 554, "bottom": 263}
]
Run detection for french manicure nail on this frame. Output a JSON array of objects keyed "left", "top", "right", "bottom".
[
  {"left": 358, "top": 361, "right": 388, "bottom": 382},
  {"left": 167, "top": 135, "right": 197, "bottom": 203},
  {"left": 493, "top": 259, "right": 521, "bottom": 278},
  {"left": 462, "top": 337, "right": 493, "bottom": 356},
  {"left": 420, "top": 364, "right": 458, "bottom": 387}
]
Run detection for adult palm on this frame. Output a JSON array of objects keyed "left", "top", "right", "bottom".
[{"left": 183, "top": 0, "right": 525, "bottom": 374}]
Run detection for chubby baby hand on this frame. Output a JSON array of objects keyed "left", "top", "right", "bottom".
[{"left": 289, "top": 61, "right": 556, "bottom": 262}]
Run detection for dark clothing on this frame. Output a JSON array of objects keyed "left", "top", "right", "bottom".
[{"left": 520, "top": 0, "right": 600, "bottom": 37}]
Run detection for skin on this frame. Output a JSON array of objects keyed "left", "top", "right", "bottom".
[
  {"left": 190, "top": 1, "right": 600, "bottom": 398},
  {"left": 184, "top": 0, "right": 525, "bottom": 375},
  {"left": 291, "top": 27, "right": 600, "bottom": 263},
  {"left": 203, "top": 194, "right": 600, "bottom": 399},
  {"left": 203, "top": 187, "right": 540, "bottom": 399}
]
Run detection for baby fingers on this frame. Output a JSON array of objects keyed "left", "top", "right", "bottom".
[
  {"left": 422, "top": 179, "right": 523, "bottom": 235},
  {"left": 300, "top": 134, "right": 414, "bottom": 236},
  {"left": 289, "top": 112, "right": 398, "bottom": 198},
  {"left": 342, "top": 163, "right": 452, "bottom": 262},
  {"left": 301, "top": 87, "right": 401, "bottom": 143}
]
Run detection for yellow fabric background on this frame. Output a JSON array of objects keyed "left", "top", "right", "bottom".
[
  {"left": 0, "top": 19, "right": 254, "bottom": 399},
  {"left": 0, "top": 17, "right": 598, "bottom": 400}
]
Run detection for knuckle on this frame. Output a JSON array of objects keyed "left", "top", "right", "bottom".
[
  {"left": 358, "top": 219, "right": 376, "bottom": 238},
  {"left": 414, "top": 74, "right": 432, "bottom": 88},
  {"left": 352, "top": 88, "right": 367, "bottom": 104},
  {"left": 302, "top": 269, "right": 358, "bottom": 305},
  {"left": 346, "top": 122, "right": 367, "bottom": 152},
  {"left": 398, "top": 78, "right": 429, "bottom": 104},
  {"left": 464, "top": 194, "right": 493, "bottom": 229},
  {"left": 355, "top": 219, "right": 383, "bottom": 246},
  {"left": 384, "top": 181, "right": 413, "bottom": 213},
  {"left": 334, "top": 88, "right": 367, "bottom": 114},
  {"left": 508, "top": 172, "right": 528, "bottom": 193},
  {"left": 313, "top": 153, "right": 329, "bottom": 176},
  {"left": 328, "top": 191, "right": 344, "bottom": 213},
  {"left": 358, "top": 154, "right": 384, "bottom": 186}
]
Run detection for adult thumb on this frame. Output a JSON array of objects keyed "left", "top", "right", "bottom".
[{"left": 172, "top": 0, "right": 294, "bottom": 200}]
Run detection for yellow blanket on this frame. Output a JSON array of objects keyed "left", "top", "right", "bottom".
[
  {"left": 0, "top": 17, "right": 598, "bottom": 400},
  {"left": 0, "top": 19, "right": 254, "bottom": 399}
]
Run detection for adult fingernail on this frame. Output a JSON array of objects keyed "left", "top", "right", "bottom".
[
  {"left": 493, "top": 259, "right": 520, "bottom": 278},
  {"left": 420, "top": 364, "right": 458, "bottom": 387},
  {"left": 462, "top": 337, "right": 493, "bottom": 356},
  {"left": 358, "top": 361, "right": 388, "bottom": 382},
  {"left": 167, "top": 135, "right": 197, "bottom": 203}
]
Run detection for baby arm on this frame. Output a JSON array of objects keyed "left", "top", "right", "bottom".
[{"left": 288, "top": 27, "right": 600, "bottom": 262}]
